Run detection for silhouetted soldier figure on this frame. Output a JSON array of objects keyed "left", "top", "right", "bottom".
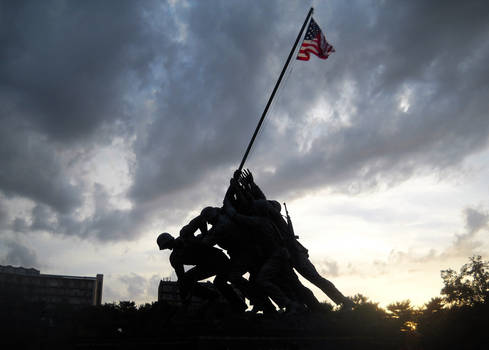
[
  {"left": 223, "top": 197, "right": 319, "bottom": 313},
  {"left": 157, "top": 232, "right": 246, "bottom": 311},
  {"left": 175, "top": 210, "right": 272, "bottom": 311},
  {"left": 237, "top": 169, "right": 353, "bottom": 309},
  {"left": 225, "top": 174, "right": 319, "bottom": 309},
  {"left": 199, "top": 206, "right": 277, "bottom": 314},
  {"left": 283, "top": 205, "right": 353, "bottom": 308}
]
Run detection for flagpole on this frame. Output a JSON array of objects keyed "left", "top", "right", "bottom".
[{"left": 237, "top": 7, "right": 314, "bottom": 172}]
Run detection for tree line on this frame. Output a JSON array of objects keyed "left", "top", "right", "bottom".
[{"left": 1, "top": 255, "right": 488, "bottom": 349}]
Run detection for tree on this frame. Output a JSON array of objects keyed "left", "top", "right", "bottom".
[
  {"left": 423, "top": 297, "right": 445, "bottom": 314},
  {"left": 441, "top": 255, "right": 489, "bottom": 307},
  {"left": 387, "top": 300, "right": 417, "bottom": 332}
]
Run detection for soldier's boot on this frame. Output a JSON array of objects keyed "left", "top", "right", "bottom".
[
  {"left": 341, "top": 298, "right": 355, "bottom": 311},
  {"left": 314, "top": 278, "right": 352, "bottom": 307}
]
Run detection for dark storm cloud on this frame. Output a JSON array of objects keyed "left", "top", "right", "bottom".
[
  {"left": 0, "top": 0, "right": 158, "bottom": 141},
  {"left": 452, "top": 207, "right": 489, "bottom": 252},
  {"left": 69, "top": 184, "right": 146, "bottom": 241},
  {"left": 129, "top": 1, "right": 293, "bottom": 202},
  {"left": 0, "top": 239, "right": 40, "bottom": 268},
  {"left": 0, "top": 126, "right": 82, "bottom": 213},
  {"left": 129, "top": 0, "right": 489, "bottom": 206},
  {"left": 0, "top": 202, "right": 7, "bottom": 228},
  {"left": 12, "top": 185, "right": 145, "bottom": 241},
  {"left": 464, "top": 207, "right": 489, "bottom": 235},
  {"left": 0, "top": 0, "right": 172, "bottom": 238},
  {"left": 2, "top": 0, "right": 489, "bottom": 242},
  {"left": 260, "top": 0, "right": 489, "bottom": 196}
]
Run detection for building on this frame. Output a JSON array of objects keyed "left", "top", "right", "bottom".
[
  {"left": 158, "top": 279, "right": 226, "bottom": 306},
  {"left": 158, "top": 279, "right": 210, "bottom": 306},
  {"left": 0, "top": 265, "right": 103, "bottom": 307},
  {"left": 158, "top": 279, "right": 243, "bottom": 307}
]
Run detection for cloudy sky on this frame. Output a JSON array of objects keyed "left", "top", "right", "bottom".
[{"left": 1, "top": 0, "right": 489, "bottom": 307}]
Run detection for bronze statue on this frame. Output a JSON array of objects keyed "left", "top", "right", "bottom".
[
  {"left": 157, "top": 169, "right": 353, "bottom": 315},
  {"left": 157, "top": 231, "right": 246, "bottom": 311}
]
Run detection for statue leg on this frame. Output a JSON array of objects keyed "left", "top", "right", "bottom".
[
  {"left": 182, "top": 266, "right": 220, "bottom": 300},
  {"left": 255, "top": 248, "right": 303, "bottom": 313},
  {"left": 277, "top": 266, "right": 321, "bottom": 311},
  {"left": 292, "top": 252, "right": 349, "bottom": 306}
]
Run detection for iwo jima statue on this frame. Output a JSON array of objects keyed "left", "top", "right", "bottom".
[
  {"left": 157, "top": 169, "right": 353, "bottom": 315},
  {"left": 157, "top": 8, "right": 353, "bottom": 315}
]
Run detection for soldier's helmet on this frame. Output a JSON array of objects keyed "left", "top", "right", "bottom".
[
  {"left": 157, "top": 232, "right": 174, "bottom": 250},
  {"left": 200, "top": 206, "right": 220, "bottom": 222}
]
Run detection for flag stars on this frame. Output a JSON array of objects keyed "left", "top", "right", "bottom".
[{"left": 297, "top": 17, "right": 335, "bottom": 61}]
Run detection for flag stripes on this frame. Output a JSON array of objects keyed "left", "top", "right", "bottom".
[{"left": 297, "top": 17, "right": 334, "bottom": 61}]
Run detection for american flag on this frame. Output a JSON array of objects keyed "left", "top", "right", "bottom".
[{"left": 297, "top": 17, "right": 335, "bottom": 61}]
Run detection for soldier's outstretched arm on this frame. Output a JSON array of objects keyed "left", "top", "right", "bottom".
[
  {"left": 179, "top": 215, "right": 207, "bottom": 241},
  {"left": 242, "top": 169, "right": 266, "bottom": 200},
  {"left": 170, "top": 254, "right": 185, "bottom": 281},
  {"left": 170, "top": 254, "right": 190, "bottom": 300},
  {"left": 230, "top": 177, "right": 254, "bottom": 212},
  {"left": 222, "top": 177, "right": 251, "bottom": 215},
  {"left": 223, "top": 177, "right": 238, "bottom": 205}
]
